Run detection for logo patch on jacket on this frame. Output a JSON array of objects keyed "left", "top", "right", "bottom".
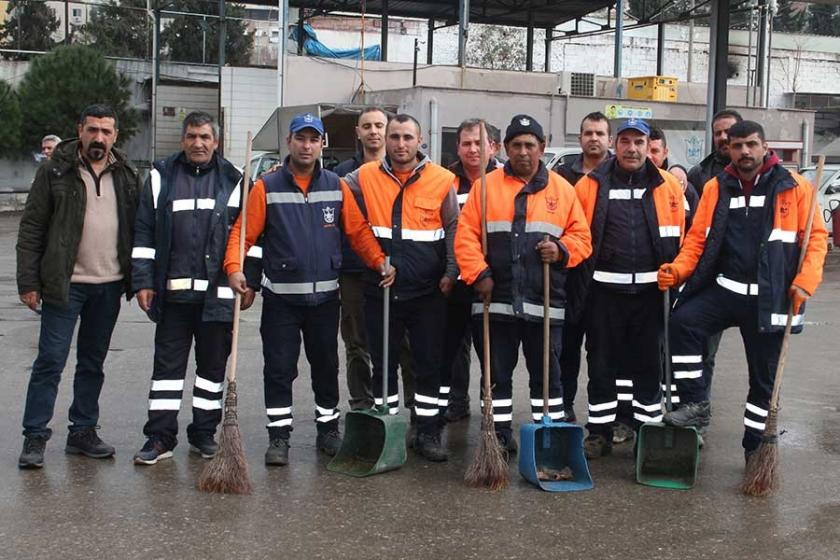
[
  {"left": 779, "top": 200, "right": 790, "bottom": 218},
  {"left": 546, "top": 196, "right": 558, "bottom": 213},
  {"left": 322, "top": 206, "right": 335, "bottom": 224}
]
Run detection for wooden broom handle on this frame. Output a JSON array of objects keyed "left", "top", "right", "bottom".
[
  {"left": 479, "top": 121, "right": 491, "bottom": 398},
  {"left": 768, "top": 154, "right": 824, "bottom": 410},
  {"left": 228, "top": 131, "right": 253, "bottom": 383}
]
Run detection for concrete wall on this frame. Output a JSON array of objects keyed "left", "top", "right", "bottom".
[{"left": 220, "top": 66, "right": 279, "bottom": 167}]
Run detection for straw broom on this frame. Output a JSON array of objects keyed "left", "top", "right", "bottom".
[
  {"left": 464, "top": 121, "right": 509, "bottom": 490},
  {"left": 197, "top": 132, "right": 255, "bottom": 495},
  {"left": 740, "top": 155, "right": 824, "bottom": 497}
]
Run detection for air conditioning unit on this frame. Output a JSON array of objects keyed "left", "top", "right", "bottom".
[{"left": 569, "top": 72, "right": 595, "bottom": 97}]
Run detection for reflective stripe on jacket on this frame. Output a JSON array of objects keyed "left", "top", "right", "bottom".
[
  {"left": 670, "top": 163, "right": 827, "bottom": 334},
  {"left": 454, "top": 161, "right": 592, "bottom": 325}
]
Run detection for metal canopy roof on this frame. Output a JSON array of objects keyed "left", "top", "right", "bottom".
[{"left": 282, "top": 1, "right": 616, "bottom": 29}]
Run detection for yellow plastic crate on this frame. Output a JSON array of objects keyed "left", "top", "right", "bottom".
[{"left": 627, "top": 75, "right": 678, "bottom": 102}]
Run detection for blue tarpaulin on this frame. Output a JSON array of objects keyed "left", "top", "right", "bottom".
[{"left": 291, "top": 23, "right": 381, "bottom": 61}]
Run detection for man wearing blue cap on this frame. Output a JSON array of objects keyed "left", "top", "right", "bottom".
[
  {"left": 569, "top": 118, "right": 685, "bottom": 459},
  {"left": 225, "top": 112, "right": 389, "bottom": 466}
]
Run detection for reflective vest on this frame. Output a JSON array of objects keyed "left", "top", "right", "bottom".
[
  {"left": 261, "top": 163, "right": 343, "bottom": 306},
  {"left": 455, "top": 161, "right": 592, "bottom": 324}
]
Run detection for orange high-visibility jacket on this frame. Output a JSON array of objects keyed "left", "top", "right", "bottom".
[
  {"left": 566, "top": 159, "right": 685, "bottom": 323},
  {"left": 455, "top": 162, "right": 592, "bottom": 324},
  {"left": 343, "top": 155, "right": 460, "bottom": 300},
  {"left": 669, "top": 165, "right": 827, "bottom": 333}
]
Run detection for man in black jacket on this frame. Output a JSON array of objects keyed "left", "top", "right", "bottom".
[
  {"left": 130, "top": 111, "right": 252, "bottom": 465},
  {"left": 16, "top": 104, "right": 141, "bottom": 469}
]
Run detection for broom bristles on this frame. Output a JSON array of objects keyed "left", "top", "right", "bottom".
[
  {"left": 464, "top": 394, "right": 509, "bottom": 490},
  {"left": 197, "top": 381, "right": 253, "bottom": 495},
  {"left": 740, "top": 412, "right": 780, "bottom": 497}
]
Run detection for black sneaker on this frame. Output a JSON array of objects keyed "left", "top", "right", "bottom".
[
  {"left": 188, "top": 434, "right": 218, "bottom": 459},
  {"left": 496, "top": 431, "right": 518, "bottom": 460},
  {"left": 265, "top": 438, "right": 290, "bottom": 466},
  {"left": 19, "top": 436, "right": 47, "bottom": 469},
  {"left": 414, "top": 432, "right": 448, "bottom": 462},
  {"left": 584, "top": 434, "right": 612, "bottom": 459},
  {"left": 66, "top": 428, "right": 115, "bottom": 459},
  {"left": 564, "top": 409, "right": 578, "bottom": 424},
  {"left": 316, "top": 430, "right": 342, "bottom": 457},
  {"left": 133, "top": 438, "right": 173, "bottom": 465},
  {"left": 444, "top": 400, "right": 470, "bottom": 423},
  {"left": 664, "top": 401, "right": 712, "bottom": 428},
  {"left": 612, "top": 421, "right": 636, "bottom": 445}
]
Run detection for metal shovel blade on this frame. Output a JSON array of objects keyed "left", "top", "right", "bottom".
[
  {"left": 519, "top": 416, "right": 593, "bottom": 492},
  {"left": 635, "top": 422, "right": 700, "bottom": 490},
  {"left": 327, "top": 406, "right": 408, "bottom": 477}
]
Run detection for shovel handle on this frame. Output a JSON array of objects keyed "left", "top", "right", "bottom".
[
  {"left": 663, "top": 288, "right": 673, "bottom": 413},
  {"left": 543, "top": 235, "right": 550, "bottom": 418},
  {"left": 382, "top": 256, "right": 391, "bottom": 411}
]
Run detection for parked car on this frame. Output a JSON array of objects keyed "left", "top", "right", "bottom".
[
  {"left": 541, "top": 147, "right": 582, "bottom": 171},
  {"left": 250, "top": 152, "right": 282, "bottom": 179},
  {"left": 799, "top": 164, "right": 840, "bottom": 236}
]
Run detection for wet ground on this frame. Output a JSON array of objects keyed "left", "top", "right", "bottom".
[{"left": 1, "top": 212, "right": 839, "bottom": 560}]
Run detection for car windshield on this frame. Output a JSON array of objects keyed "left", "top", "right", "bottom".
[
  {"left": 541, "top": 152, "right": 555, "bottom": 165},
  {"left": 800, "top": 168, "right": 836, "bottom": 191}
]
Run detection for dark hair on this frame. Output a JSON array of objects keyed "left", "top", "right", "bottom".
[
  {"left": 580, "top": 111, "right": 611, "bottom": 135},
  {"left": 668, "top": 163, "right": 688, "bottom": 174},
  {"left": 79, "top": 104, "right": 118, "bottom": 128},
  {"left": 712, "top": 109, "right": 743, "bottom": 125},
  {"left": 486, "top": 123, "right": 501, "bottom": 145},
  {"left": 727, "top": 120, "right": 765, "bottom": 141},
  {"left": 182, "top": 111, "right": 218, "bottom": 139},
  {"left": 649, "top": 126, "right": 667, "bottom": 147},
  {"left": 389, "top": 113, "right": 421, "bottom": 134},
  {"left": 455, "top": 118, "right": 485, "bottom": 144},
  {"left": 358, "top": 106, "right": 389, "bottom": 123}
]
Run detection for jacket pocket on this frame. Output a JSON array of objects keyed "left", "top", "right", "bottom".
[
  {"left": 414, "top": 196, "right": 441, "bottom": 211},
  {"left": 331, "top": 253, "right": 343, "bottom": 270}
]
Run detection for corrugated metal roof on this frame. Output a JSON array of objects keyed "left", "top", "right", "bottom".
[{"left": 277, "top": 1, "right": 616, "bottom": 29}]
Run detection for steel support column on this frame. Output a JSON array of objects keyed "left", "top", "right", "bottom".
[
  {"left": 381, "top": 0, "right": 389, "bottom": 62},
  {"left": 427, "top": 18, "right": 434, "bottom": 64},
  {"left": 656, "top": 22, "right": 665, "bottom": 75},
  {"left": 545, "top": 27, "right": 552, "bottom": 73},
  {"left": 614, "top": 0, "right": 623, "bottom": 79},
  {"left": 458, "top": 0, "right": 469, "bottom": 67},
  {"left": 525, "top": 11, "right": 534, "bottom": 71}
]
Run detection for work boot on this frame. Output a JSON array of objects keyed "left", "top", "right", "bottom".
[
  {"left": 133, "top": 438, "right": 173, "bottom": 465},
  {"left": 265, "top": 437, "right": 290, "bottom": 466},
  {"left": 584, "top": 434, "right": 612, "bottom": 459},
  {"left": 66, "top": 428, "right": 115, "bottom": 459},
  {"left": 414, "top": 432, "right": 448, "bottom": 462},
  {"left": 564, "top": 408, "right": 577, "bottom": 424},
  {"left": 612, "top": 421, "right": 636, "bottom": 445},
  {"left": 19, "top": 436, "right": 47, "bottom": 469},
  {"left": 316, "top": 429, "right": 342, "bottom": 457},
  {"left": 664, "top": 400, "right": 712, "bottom": 428},
  {"left": 188, "top": 433, "right": 218, "bottom": 459},
  {"left": 444, "top": 399, "right": 470, "bottom": 423},
  {"left": 496, "top": 431, "right": 518, "bottom": 460}
]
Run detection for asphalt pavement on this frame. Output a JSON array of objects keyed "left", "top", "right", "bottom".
[{"left": 1, "top": 213, "right": 839, "bottom": 560}]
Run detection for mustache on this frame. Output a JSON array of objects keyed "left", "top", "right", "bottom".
[{"left": 89, "top": 142, "right": 106, "bottom": 151}]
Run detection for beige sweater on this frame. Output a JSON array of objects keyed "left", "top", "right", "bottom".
[{"left": 71, "top": 157, "right": 123, "bottom": 284}]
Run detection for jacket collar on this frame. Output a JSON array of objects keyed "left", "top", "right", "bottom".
[
  {"left": 449, "top": 157, "right": 499, "bottom": 182},
  {"left": 50, "top": 138, "right": 131, "bottom": 177},
  {"left": 381, "top": 152, "right": 431, "bottom": 179},
  {"left": 503, "top": 159, "right": 549, "bottom": 193}
]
